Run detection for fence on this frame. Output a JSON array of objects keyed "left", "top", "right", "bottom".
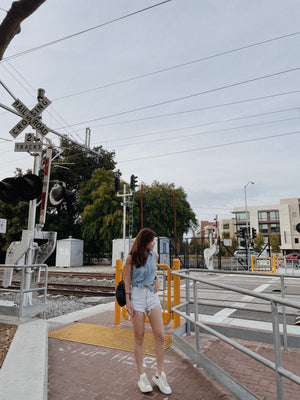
[
  {"left": 171, "top": 268, "right": 300, "bottom": 400},
  {"left": 0, "top": 263, "right": 48, "bottom": 319}
]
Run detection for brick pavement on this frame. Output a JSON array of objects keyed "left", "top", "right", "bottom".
[
  {"left": 48, "top": 310, "right": 236, "bottom": 400},
  {"left": 48, "top": 308, "right": 300, "bottom": 400},
  {"left": 183, "top": 332, "right": 300, "bottom": 400}
]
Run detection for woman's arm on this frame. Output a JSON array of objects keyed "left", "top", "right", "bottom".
[{"left": 124, "top": 255, "right": 134, "bottom": 316}]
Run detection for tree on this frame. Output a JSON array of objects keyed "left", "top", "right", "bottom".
[
  {"left": 133, "top": 181, "right": 197, "bottom": 238},
  {"left": 253, "top": 232, "right": 265, "bottom": 254},
  {"left": 43, "top": 140, "right": 116, "bottom": 240},
  {"left": 78, "top": 168, "right": 123, "bottom": 256},
  {"left": 269, "top": 233, "right": 281, "bottom": 254},
  {"left": 0, "top": 0, "right": 46, "bottom": 61}
]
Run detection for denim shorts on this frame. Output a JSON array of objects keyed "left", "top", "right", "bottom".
[{"left": 131, "top": 286, "right": 161, "bottom": 314}]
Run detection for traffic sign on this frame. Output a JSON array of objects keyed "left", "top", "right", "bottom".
[
  {"left": 0, "top": 218, "right": 6, "bottom": 233},
  {"left": 15, "top": 141, "right": 42, "bottom": 152},
  {"left": 9, "top": 97, "right": 51, "bottom": 138}
]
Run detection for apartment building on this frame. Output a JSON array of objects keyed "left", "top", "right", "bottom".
[{"left": 233, "top": 198, "right": 300, "bottom": 254}]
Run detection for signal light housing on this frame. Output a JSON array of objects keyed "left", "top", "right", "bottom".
[
  {"left": 0, "top": 174, "right": 42, "bottom": 204},
  {"left": 49, "top": 181, "right": 75, "bottom": 206},
  {"left": 130, "top": 174, "right": 138, "bottom": 192}
]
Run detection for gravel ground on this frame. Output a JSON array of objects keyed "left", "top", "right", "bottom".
[{"left": 0, "top": 275, "right": 115, "bottom": 319}]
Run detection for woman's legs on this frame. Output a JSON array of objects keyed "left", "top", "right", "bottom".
[
  {"left": 132, "top": 311, "right": 146, "bottom": 375},
  {"left": 148, "top": 307, "right": 165, "bottom": 375}
]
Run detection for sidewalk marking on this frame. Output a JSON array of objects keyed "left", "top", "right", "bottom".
[{"left": 49, "top": 323, "right": 172, "bottom": 355}]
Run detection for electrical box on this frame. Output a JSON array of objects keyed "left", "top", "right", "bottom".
[
  {"left": 112, "top": 237, "right": 159, "bottom": 268},
  {"left": 55, "top": 237, "right": 83, "bottom": 267}
]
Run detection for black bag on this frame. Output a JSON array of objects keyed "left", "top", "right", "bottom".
[{"left": 116, "top": 279, "right": 126, "bottom": 307}]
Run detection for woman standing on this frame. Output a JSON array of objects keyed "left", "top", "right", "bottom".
[{"left": 124, "top": 228, "right": 172, "bottom": 395}]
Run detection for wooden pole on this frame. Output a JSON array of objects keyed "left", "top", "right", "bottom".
[
  {"left": 173, "top": 191, "right": 178, "bottom": 255},
  {"left": 140, "top": 184, "right": 143, "bottom": 229}
]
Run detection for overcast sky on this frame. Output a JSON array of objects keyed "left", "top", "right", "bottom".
[{"left": 0, "top": 0, "right": 300, "bottom": 227}]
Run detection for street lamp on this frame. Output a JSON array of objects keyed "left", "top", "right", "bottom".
[{"left": 244, "top": 181, "right": 254, "bottom": 268}]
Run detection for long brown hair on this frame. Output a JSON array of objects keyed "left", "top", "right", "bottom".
[{"left": 129, "top": 228, "right": 156, "bottom": 268}]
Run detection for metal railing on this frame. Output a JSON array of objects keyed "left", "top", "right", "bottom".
[
  {"left": 0, "top": 263, "right": 48, "bottom": 319},
  {"left": 171, "top": 269, "right": 300, "bottom": 400}
]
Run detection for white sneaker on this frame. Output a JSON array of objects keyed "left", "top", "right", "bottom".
[
  {"left": 138, "top": 373, "right": 152, "bottom": 393},
  {"left": 152, "top": 372, "right": 172, "bottom": 394}
]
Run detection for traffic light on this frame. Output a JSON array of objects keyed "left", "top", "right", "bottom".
[
  {"left": 0, "top": 174, "right": 42, "bottom": 203},
  {"left": 240, "top": 227, "right": 246, "bottom": 238},
  {"left": 252, "top": 228, "right": 257, "bottom": 239},
  {"left": 296, "top": 223, "right": 300, "bottom": 233},
  {"left": 130, "top": 174, "right": 138, "bottom": 192},
  {"left": 114, "top": 176, "right": 120, "bottom": 192},
  {"left": 49, "top": 181, "right": 75, "bottom": 205}
]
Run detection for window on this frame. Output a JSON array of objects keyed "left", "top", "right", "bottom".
[
  {"left": 223, "top": 223, "right": 230, "bottom": 229},
  {"left": 236, "top": 212, "right": 247, "bottom": 222},
  {"left": 295, "top": 238, "right": 299, "bottom": 244},
  {"left": 258, "top": 211, "right": 268, "bottom": 221},
  {"left": 270, "top": 223, "right": 280, "bottom": 233},
  {"left": 292, "top": 212, "right": 297, "bottom": 218},
  {"left": 269, "top": 210, "right": 279, "bottom": 220},
  {"left": 259, "top": 224, "right": 268, "bottom": 233}
]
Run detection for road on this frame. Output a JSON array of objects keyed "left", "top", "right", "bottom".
[{"left": 175, "top": 270, "right": 300, "bottom": 325}]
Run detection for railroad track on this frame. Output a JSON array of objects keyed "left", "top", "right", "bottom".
[
  {"left": 9, "top": 281, "right": 115, "bottom": 297},
  {"left": 0, "top": 268, "right": 116, "bottom": 281}
]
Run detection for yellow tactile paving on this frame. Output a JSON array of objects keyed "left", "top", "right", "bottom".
[{"left": 49, "top": 323, "right": 172, "bottom": 356}]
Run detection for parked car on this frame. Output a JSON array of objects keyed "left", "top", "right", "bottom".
[
  {"left": 234, "top": 250, "right": 259, "bottom": 258},
  {"left": 285, "top": 253, "right": 299, "bottom": 261}
]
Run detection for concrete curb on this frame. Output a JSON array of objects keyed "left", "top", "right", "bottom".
[
  {"left": 0, "top": 301, "right": 116, "bottom": 400},
  {"left": 0, "top": 319, "right": 48, "bottom": 400}
]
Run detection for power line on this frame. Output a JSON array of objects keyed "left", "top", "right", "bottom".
[
  {"left": 110, "top": 117, "right": 300, "bottom": 149},
  {"left": 1, "top": 1, "right": 172, "bottom": 62},
  {"left": 117, "top": 130, "right": 300, "bottom": 163},
  {"left": 51, "top": 30, "right": 300, "bottom": 102},
  {"left": 62, "top": 89, "right": 300, "bottom": 133},
  {"left": 55, "top": 67, "right": 300, "bottom": 129},
  {"left": 95, "top": 106, "right": 300, "bottom": 145}
]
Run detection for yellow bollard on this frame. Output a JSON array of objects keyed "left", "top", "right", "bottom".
[
  {"left": 173, "top": 258, "right": 181, "bottom": 329},
  {"left": 114, "top": 258, "right": 123, "bottom": 325}
]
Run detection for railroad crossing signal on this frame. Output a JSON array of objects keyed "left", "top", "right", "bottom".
[{"left": 9, "top": 96, "right": 51, "bottom": 138}]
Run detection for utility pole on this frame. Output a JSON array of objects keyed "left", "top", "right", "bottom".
[
  {"left": 140, "top": 184, "right": 143, "bottom": 229},
  {"left": 117, "top": 184, "right": 133, "bottom": 262},
  {"left": 173, "top": 191, "right": 178, "bottom": 256},
  {"left": 216, "top": 215, "right": 222, "bottom": 270},
  {"left": 244, "top": 181, "right": 254, "bottom": 269}
]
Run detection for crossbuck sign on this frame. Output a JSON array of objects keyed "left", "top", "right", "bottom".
[{"left": 9, "top": 97, "right": 51, "bottom": 138}]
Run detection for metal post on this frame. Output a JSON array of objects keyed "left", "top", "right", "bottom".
[
  {"left": 280, "top": 275, "right": 288, "bottom": 351},
  {"left": 186, "top": 269, "right": 191, "bottom": 335},
  {"left": 193, "top": 280, "right": 200, "bottom": 352},
  {"left": 271, "top": 300, "right": 284, "bottom": 400},
  {"left": 23, "top": 129, "right": 42, "bottom": 306}
]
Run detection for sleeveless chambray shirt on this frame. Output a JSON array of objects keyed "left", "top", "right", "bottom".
[{"left": 131, "top": 251, "right": 156, "bottom": 291}]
